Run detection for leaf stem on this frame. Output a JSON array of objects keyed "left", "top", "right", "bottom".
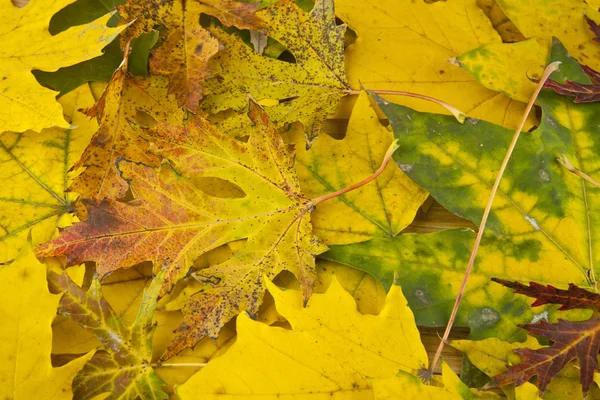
[
  {"left": 347, "top": 89, "right": 466, "bottom": 123},
  {"left": 424, "top": 61, "right": 562, "bottom": 378},
  {"left": 310, "top": 140, "right": 400, "bottom": 205},
  {"left": 557, "top": 154, "right": 600, "bottom": 189}
]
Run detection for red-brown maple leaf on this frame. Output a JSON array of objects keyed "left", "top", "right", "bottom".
[
  {"left": 491, "top": 278, "right": 600, "bottom": 311},
  {"left": 492, "top": 278, "right": 600, "bottom": 395},
  {"left": 492, "top": 319, "right": 600, "bottom": 395}
]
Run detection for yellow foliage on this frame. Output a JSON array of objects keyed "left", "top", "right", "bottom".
[
  {"left": 495, "top": 0, "right": 600, "bottom": 71},
  {"left": 0, "top": 84, "right": 96, "bottom": 263},
  {"left": 0, "top": 245, "right": 92, "bottom": 399},
  {"left": 290, "top": 92, "right": 428, "bottom": 245},
  {"left": 177, "top": 277, "right": 470, "bottom": 399},
  {"left": 337, "top": 0, "right": 534, "bottom": 129},
  {"left": 0, "top": 1, "right": 123, "bottom": 132}
]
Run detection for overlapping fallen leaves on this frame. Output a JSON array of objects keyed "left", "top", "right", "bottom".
[{"left": 3, "top": 0, "right": 600, "bottom": 398}]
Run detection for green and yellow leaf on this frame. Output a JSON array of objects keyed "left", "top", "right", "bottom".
[
  {"left": 49, "top": 269, "right": 168, "bottom": 400},
  {"left": 0, "top": 84, "right": 96, "bottom": 263}
]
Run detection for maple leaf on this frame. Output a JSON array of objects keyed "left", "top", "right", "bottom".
[
  {"left": 492, "top": 319, "right": 600, "bottom": 395},
  {"left": 37, "top": 102, "right": 328, "bottom": 358},
  {"left": 289, "top": 91, "right": 428, "bottom": 245},
  {"left": 48, "top": 269, "right": 167, "bottom": 399},
  {"left": 0, "top": 85, "right": 96, "bottom": 263},
  {"left": 492, "top": 278, "right": 600, "bottom": 311},
  {"left": 118, "top": 0, "right": 263, "bottom": 111},
  {"left": 203, "top": 0, "right": 349, "bottom": 144},
  {"left": 543, "top": 67, "right": 600, "bottom": 103},
  {"left": 177, "top": 277, "right": 471, "bottom": 399},
  {"left": 587, "top": 14, "right": 600, "bottom": 42},
  {"left": 71, "top": 64, "right": 184, "bottom": 200},
  {"left": 335, "top": 0, "right": 535, "bottom": 130},
  {"left": 0, "top": 245, "right": 93, "bottom": 399},
  {"left": 452, "top": 336, "right": 590, "bottom": 398},
  {"left": 487, "top": 278, "right": 600, "bottom": 395},
  {"left": 0, "top": 0, "right": 123, "bottom": 133}
]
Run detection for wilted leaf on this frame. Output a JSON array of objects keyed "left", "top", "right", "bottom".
[
  {"left": 495, "top": 0, "right": 600, "bottom": 71},
  {"left": 38, "top": 103, "right": 327, "bottom": 358},
  {"left": 289, "top": 91, "right": 428, "bottom": 245},
  {"left": 0, "top": 245, "right": 92, "bottom": 399},
  {"left": 177, "top": 277, "right": 470, "bottom": 399},
  {"left": 487, "top": 279, "right": 600, "bottom": 395},
  {"left": 71, "top": 65, "right": 184, "bottom": 200},
  {"left": 119, "top": 0, "right": 262, "bottom": 111},
  {"left": 203, "top": 0, "right": 348, "bottom": 144},
  {"left": 0, "top": 0, "right": 123, "bottom": 132},
  {"left": 0, "top": 85, "right": 96, "bottom": 263},
  {"left": 336, "top": 0, "right": 534, "bottom": 129},
  {"left": 49, "top": 269, "right": 167, "bottom": 399}
]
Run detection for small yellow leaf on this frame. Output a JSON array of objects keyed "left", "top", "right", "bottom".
[
  {"left": 291, "top": 91, "right": 428, "bottom": 245},
  {"left": 0, "top": 245, "right": 92, "bottom": 399},
  {"left": 457, "top": 38, "right": 550, "bottom": 103}
]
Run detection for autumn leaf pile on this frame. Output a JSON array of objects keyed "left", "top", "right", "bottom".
[{"left": 2, "top": 0, "right": 600, "bottom": 398}]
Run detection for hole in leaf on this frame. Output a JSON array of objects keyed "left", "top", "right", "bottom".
[
  {"left": 193, "top": 239, "right": 248, "bottom": 271},
  {"left": 277, "top": 50, "right": 297, "bottom": 64},
  {"left": 190, "top": 177, "right": 246, "bottom": 199},
  {"left": 12, "top": 0, "right": 30, "bottom": 8},
  {"left": 134, "top": 110, "right": 158, "bottom": 128}
]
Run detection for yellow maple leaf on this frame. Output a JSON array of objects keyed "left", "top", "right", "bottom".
[
  {"left": 0, "top": 84, "right": 96, "bottom": 263},
  {"left": 0, "top": 0, "right": 123, "bottom": 133},
  {"left": 203, "top": 0, "right": 349, "bottom": 144},
  {"left": 289, "top": 91, "right": 428, "bottom": 245},
  {"left": 336, "top": 0, "right": 535, "bottom": 130},
  {"left": 0, "top": 245, "right": 93, "bottom": 399},
  {"left": 177, "top": 277, "right": 471, "bottom": 399}
]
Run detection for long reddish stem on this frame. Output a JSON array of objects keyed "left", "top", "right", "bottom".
[
  {"left": 425, "top": 61, "right": 562, "bottom": 377},
  {"left": 311, "top": 140, "right": 400, "bottom": 205},
  {"left": 347, "top": 89, "right": 466, "bottom": 123}
]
